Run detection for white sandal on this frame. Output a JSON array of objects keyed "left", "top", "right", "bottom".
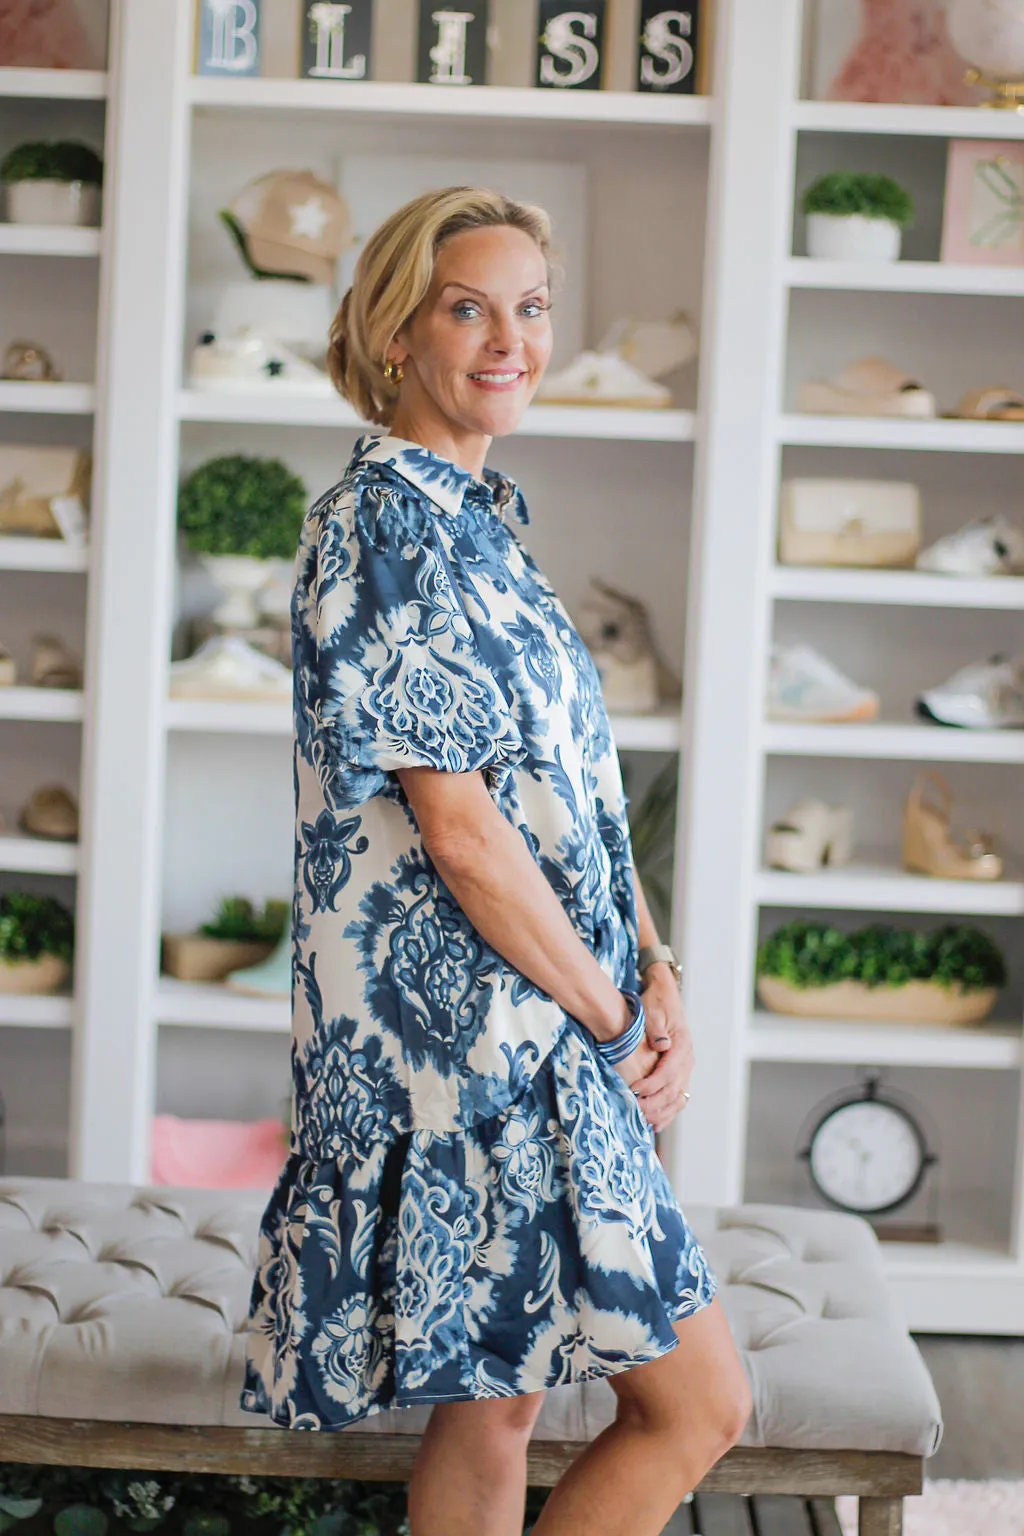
[
  {"left": 765, "top": 799, "right": 854, "bottom": 873},
  {"left": 797, "top": 357, "right": 936, "bottom": 419}
]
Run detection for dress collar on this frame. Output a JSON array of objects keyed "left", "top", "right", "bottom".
[{"left": 353, "top": 432, "right": 529, "bottom": 526}]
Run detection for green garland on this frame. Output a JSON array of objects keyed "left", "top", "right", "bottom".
[
  {"left": 0, "top": 141, "right": 103, "bottom": 185},
  {"left": 756, "top": 921, "right": 1006, "bottom": 993},
  {"left": 0, "top": 1467, "right": 552, "bottom": 1536},
  {"left": 801, "top": 171, "right": 914, "bottom": 227},
  {"left": 198, "top": 896, "right": 288, "bottom": 944},
  {"left": 0, "top": 893, "right": 75, "bottom": 963}
]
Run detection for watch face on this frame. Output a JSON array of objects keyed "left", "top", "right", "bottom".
[{"left": 808, "top": 1099, "right": 926, "bottom": 1215}]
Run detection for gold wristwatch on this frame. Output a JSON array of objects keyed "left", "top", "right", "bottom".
[{"left": 637, "top": 944, "right": 682, "bottom": 983}]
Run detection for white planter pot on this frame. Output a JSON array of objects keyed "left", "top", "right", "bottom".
[
  {"left": 806, "top": 212, "right": 902, "bottom": 263},
  {"left": 198, "top": 554, "right": 273, "bottom": 629},
  {"left": 4, "top": 179, "right": 101, "bottom": 227}
]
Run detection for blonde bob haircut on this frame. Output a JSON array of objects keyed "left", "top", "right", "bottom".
[{"left": 327, "top": 185, "right": 555, "bottom": 427}]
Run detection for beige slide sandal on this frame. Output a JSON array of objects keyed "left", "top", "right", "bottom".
[
  {"left": 797, "top": 356, "right": 937, "bottom": 418},
  {"left": 954, "top": 386, "right": 1024, "bottom": 422}
]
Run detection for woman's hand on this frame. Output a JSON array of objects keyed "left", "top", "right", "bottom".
[
  {"left": 631, "top": 968, "right": 695, "bottom": 1134},
  {"left": 613, "top": 1037, "right": 661, "bottom": 1092}
]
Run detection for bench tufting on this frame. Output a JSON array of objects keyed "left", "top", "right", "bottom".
[{"left": 0, "top": 1179, "right": 942, "bottom": 1534}]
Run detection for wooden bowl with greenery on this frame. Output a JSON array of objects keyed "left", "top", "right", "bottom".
[
  {"left": 161, "top": 896, "right": 289, "bottom": 984},
  {"left": 0, "top": 893, "right": 74, "bottom": 995},
  {"left": 756, "top": 921, "right": 1005, "bottom": 1027}
]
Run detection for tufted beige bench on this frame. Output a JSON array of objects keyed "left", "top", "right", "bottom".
[{"left": 0, "top": 1179, "right": 942, "bottom": 1534}]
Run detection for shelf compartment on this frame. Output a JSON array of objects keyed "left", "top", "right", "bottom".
[
  {"left": 0, "top": 688, "right": 84, "bottom": 722},
  {"left": 786, "top": 258, "right": 1024, "bottom": 298},
  {"left": 792, "top": 101, "right": 1024, "bottom": 140},
  {"left": 769, "top": 566, "right": 1024, "bottom": 609},
  {"left": 0, "top": 225, "right": 101, "bottom": 258},
  {"left": 0, "top": 992, "right": 73, "bottom": 1028},
  {"left": 0, "top": 382, "right": 95, "bottom": 415},
  {"left": 746, "top": 1010, "right": 1023, "bottom": 1070},
  {"left": 755, "top": 860, "right": 1024, "bottom": 915},
  {"left": 165, "top": 696, "right": 682, "bottom": 750},
  {"left": 763, "top": 721, "right": 1024, "bottom": 764},
  {"left": 176, "top": 389, "right": 696, "bottom": 443},
  {"left": 0, "top": 68, "right": 107, "bottom": 100},
  {"left": 778, "top": 415, "right": 1024, "bottom": 454},
  {"left": 0, "top": 539, "right": 89, "bottom": 574},
  {"left": 188, "top": 76, "right": 712, "bottom": 128},
  {"left": 0, "top": 833, "right": 78, "bottom": 876},
  {"left": 157, "top": 977, "right": 288, "bottom": 1032},
  {"left": 165, "top": 698, "right": 291, "bottom": 735}
]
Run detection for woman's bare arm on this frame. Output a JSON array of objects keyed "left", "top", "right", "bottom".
[{"left": 396, "top": 764, "right": 639, "bottom": 1049}]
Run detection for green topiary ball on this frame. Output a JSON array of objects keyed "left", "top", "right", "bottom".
[{"left": 177, "top": 455, "right": 307, "bottom": 561}]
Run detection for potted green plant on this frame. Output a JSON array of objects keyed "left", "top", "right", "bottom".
[
  {"left": 756, "top": 920, "right": 1005, "bottom": 1026},
  {"left": 162, "top": 895, "right": 289, "bottom": 983},
  {"left": 0, "top": 141, "right": 103, "bottom": 228},
  {"left": 0, "top": 892, "right": 75, "bottom": 996},
  {"left": 177, "top": 456, "right": 307, "bottom": 630},
  {"left": 801, "top": 172, "right": 914, "bottom": 264}
]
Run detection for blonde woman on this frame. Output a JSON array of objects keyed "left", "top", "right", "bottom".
[{"left": 240, "top": 187, "right": 751, "bottom": 1536}]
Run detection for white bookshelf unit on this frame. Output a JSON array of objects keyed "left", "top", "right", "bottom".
[
  {"left": 5, "top": 0, "right": 1024, "bottom": 1333},
  {"left": 678, "top": 0, "right": 1024, "bottom": 1331},
  {"left": 0, "top": 60, "right": 109, "bottom": 1181}
]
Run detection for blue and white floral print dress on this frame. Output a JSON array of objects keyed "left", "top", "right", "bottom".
[{"left": 240, "top": 432, "right": 716, "bottom": 1430}]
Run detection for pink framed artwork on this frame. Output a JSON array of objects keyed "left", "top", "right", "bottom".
[{"left": 941, "top": 139, "right": 1024, "bottom": 266}]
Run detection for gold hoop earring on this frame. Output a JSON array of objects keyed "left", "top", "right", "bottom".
[{"left": 384, "top": 359, "right": 404, "bottom": 385}]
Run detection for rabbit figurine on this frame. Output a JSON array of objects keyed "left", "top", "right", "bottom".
[{"left": 574, "top": 578, "right": 682, "bottom": 715}]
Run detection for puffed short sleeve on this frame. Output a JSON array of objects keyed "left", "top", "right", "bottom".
[{"left": 304, "top": 479, "right": 526, "bottom": 807}]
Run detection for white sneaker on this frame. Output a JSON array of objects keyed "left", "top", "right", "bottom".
[
  {"left": 767, "top": 643, "right": 880, "bottom": 724},
  {"left": 765, "top": 799, "right": 854, "bottom": 872},
  {"left": 188, "top": 327, "right": 334, "bottom": 396},
  {"left": 916, "top": 517, "right": 1024, "bottom": 577},
  {"left": 169, "top": 635, "right": 292, "bottom": 701},
  {"left": 536, "top": 350, "right": 672, "bottom": 408},
  {"left": 917, "top": 656, "right": 1024, "bottom": 730}
]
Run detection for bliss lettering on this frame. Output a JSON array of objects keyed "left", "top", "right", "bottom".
[
  {"left": 203, "top": 0, "right": 259, "bottom": 71},
  {"left": 640, "top": 9, "right": 694, "bottom": 89},
  {"left": 429, "top": 10, "right": 474, "bottom": 83},
  {"left": 539, "top": 10, "right": 600, "bottom": 89},
  {"left": 307, "top": 3, "right": 367, "bottom": 79}
]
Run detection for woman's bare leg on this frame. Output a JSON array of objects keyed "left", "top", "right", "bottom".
[
  {"left": 531, "top": 1299, "right": 751, "bottom": 1536},
  {"left": 407, "top": 1391, "right": 547, "bottom": 1536}
]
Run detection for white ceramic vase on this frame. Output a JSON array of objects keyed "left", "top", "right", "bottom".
[
  {"left": 806, "top": 212, "right": 902, "bottom": 263},
  {"left": 198, "top": 554, "right": 273, "bottom": 629},
  {"left": 4, "top": 180, "right": 101, "bottom": 227}
]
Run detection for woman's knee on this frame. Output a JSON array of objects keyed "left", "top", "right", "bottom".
[
  {"left": 430, "top": 1390, "right": 546, "bottom": 1447},
  {"left": 611, "top": 1309, "right": 752, "bottom": 1457}
]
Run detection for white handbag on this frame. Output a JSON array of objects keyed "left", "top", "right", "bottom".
[{"left": 778, "top": 479, "right": 922, "bottom": 568}]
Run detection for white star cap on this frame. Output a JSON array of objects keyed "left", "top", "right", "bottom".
[{"left": 224, "top": 170, "right": 352, "bottom": 285}]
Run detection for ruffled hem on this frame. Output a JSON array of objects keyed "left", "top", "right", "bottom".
[{"left": 240, "top": 1021, "right": 717, "bottom": 1431}]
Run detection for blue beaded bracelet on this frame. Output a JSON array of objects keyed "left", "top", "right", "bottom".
[{"left": 595, "top": 989, "right": 647, "bottom": 1066}]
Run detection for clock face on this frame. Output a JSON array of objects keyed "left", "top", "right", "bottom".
[{"left": 809, "top": 1099, "right": 925, "bottom": 1215}]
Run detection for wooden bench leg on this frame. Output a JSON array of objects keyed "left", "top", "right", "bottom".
[{"left": 858, "top": 1496, "right": 903, "bottom": 1535}]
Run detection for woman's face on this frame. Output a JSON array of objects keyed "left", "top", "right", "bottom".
[{"left": 391, "top": 224, "right": 553, "bottom": 442}]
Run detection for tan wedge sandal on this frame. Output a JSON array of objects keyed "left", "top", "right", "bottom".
[{"left": 903, "top": 771, "right": 1002, "bottom": 882}]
